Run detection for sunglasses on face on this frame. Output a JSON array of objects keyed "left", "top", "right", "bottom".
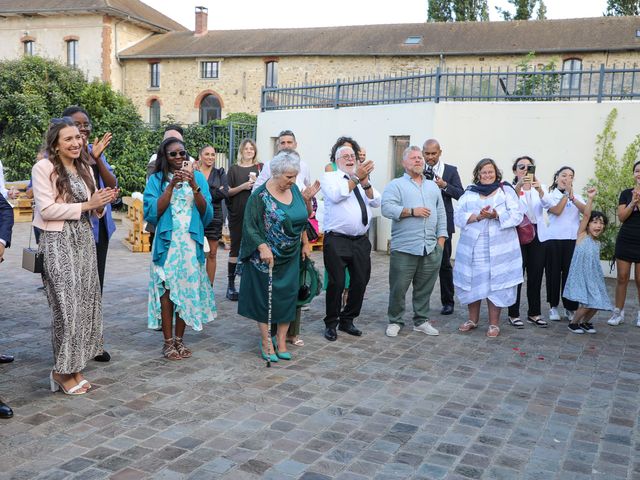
[
  {"left": 168, "top": 150, "right": 187, "bottom": 158},
  {"left": 517, "top": 164, "right": 528, "bottom": 170},
  {"left": 74, "top": 122, "right": 92, "bottom": 129}
]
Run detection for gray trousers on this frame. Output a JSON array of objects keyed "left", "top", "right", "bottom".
[{"left": 388, "top": 247, "right": 442, "bottom": 326}]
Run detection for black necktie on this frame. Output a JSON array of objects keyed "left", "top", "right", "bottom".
[{"left": 345, "top": 175, "right": 368, "bottom": 226}]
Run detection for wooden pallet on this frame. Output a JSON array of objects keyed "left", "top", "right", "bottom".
[
  {"left": 12, "top": 196, "right": 33, "bottom": 223},
  {"left": 121, "top": 196, "right": 150, "bottom": 253}
]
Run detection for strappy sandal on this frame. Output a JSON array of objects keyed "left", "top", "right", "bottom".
[
  {"left": 459, "top": 320, "right": 478, "bottom": 332},
  {"left": 486, "top": 325, "right": 500, "bottom": 338},
  {"left": 287, "top": 336, "right": 305, "bottom": 347},
  {"left": 163, "top": 339, "right": 182, "bottom": 361},
  {"left": 508, "top": 317, "right": 525, "bottom": 329},
  {"left": 174, "top": 337, "right": 192, "bottom": 358},
  {"left": 527, "top": 316, "right": 548, "bottom": 328}
]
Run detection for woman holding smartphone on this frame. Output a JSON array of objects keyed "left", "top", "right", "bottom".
[
  {"left": 144, "top": 137, "right": 216, "bottom": 360},
  {"left": 507, "top": 156, "right": 551, "bottom": 328},
  {"left": 539, "top": 166, "right": 586, "bottom": 322}
]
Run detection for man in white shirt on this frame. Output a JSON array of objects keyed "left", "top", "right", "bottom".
[
  {"left": 321, "top": 145, "right": 381, "bottom": 341},
  {"left": 253, "top": 130, "right": 311, "bottom": 191}
]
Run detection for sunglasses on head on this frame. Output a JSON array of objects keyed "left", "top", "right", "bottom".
[{"left": 168, "top": 150, "right": 187, "bottom": 158}]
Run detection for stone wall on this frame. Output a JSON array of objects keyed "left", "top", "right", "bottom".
[{"left": 122, "top": 51, "right": 640, "bottom": 123}]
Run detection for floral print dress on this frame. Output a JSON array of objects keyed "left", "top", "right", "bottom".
[{"left": 148, "top": 181, "right": 216, "bottom": 330}]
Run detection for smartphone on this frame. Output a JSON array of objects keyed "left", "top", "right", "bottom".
[
  {"left": 527, "top": 165, "right": 536, "bottom": 175},
  {"left": 182, "top": 160, "right": 191, "bottom": 171}
]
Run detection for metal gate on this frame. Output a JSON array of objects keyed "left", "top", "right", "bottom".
[{"left": 212, "top": 121, "right": 257, "bottom": 169}]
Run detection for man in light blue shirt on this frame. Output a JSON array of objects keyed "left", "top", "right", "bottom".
[{"left": 381, "top": 146, "right": 448, "bottom": 337}]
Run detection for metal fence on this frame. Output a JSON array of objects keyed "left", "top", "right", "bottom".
[{"left": 261, "top": 64, "right": 640, "bottom": 111}]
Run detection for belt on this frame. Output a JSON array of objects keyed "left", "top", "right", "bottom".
[{"left": 325, "top": 231, "right": 367, "bottom": 241}]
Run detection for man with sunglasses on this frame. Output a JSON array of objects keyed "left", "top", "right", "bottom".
[{"left": 422, "top": 139, "right": 464, "bottom": 316}]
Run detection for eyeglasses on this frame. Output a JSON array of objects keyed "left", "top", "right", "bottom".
[
  {"left": 340, "top": 154, "right": 357, "bottom": 160},
  {"left": 168, "top": 150, "right": 187, "bottom": 158},
  {"left": 74, "top": 122, "right": 92, "bottom": 129}
]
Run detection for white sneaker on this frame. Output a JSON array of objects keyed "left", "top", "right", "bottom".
[
  {"left": 386, "top": 324, "right": 401, "bottom": 337},
  {"left": 414, "top": 322, "right": 439, "bottom": 336},
  {"left": 607, "top": 308, "right": 624, "bottom": 326},
  {"left": 549, "top": 307, "right": 561, "bottom": 321},
  {"left": 565, "top": 309, "right": 575, "bottom": 322},
  {"left": 636, "top": 311, "right": 640, "bottom": 327}
]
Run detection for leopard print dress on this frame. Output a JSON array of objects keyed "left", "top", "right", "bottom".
[{"left": 39, "top": 173, "right": 103, "bottom": 374}]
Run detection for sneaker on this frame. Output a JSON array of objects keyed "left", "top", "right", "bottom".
[
  {"left": 636, "top": 311, "right": 640, "bottom": 327},
  {"left": 386, "top": 324, "right": 401, "bottom": 337},
  {"left": 567, "top": 323, "right": 584, "bottom": 334},
  {"left": 414, "top": 322, "right": 439, "bottom": 336},
  {"left": 607, "top": 308, "right": 624, "bottom": 326},
  {"left": 549, "top": 307, "right": 561, "bottom": 321},
  {"left": 565, "top": 309, "right": 575, "bottom": 322},
  {"left": 580, "top": 322, "right": 596, "bottom": 334}
]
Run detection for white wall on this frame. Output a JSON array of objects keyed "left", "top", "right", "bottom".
[{"left": 257, "top": 101, "right": 640, "bottom": 251}]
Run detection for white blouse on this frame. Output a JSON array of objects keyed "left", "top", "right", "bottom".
[{"left": 538, "top": 188, "right": 584, "bottom": 242}]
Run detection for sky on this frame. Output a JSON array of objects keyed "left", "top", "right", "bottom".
[{"left": 143, "top": 0, "right": 609, "bottom": 30}]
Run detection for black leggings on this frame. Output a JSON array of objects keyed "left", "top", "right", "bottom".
[
  {"left": 508, "top": 228, "right": 545, "bottom": 318},
  {"left": 544, "top": 239, "right": 579, "bottom": 311}
]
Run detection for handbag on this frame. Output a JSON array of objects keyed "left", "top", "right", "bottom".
[
  {"left": 22, "top": 226, "right": 43, "bottom": 273},
  {"left": 516, "top": 214, "right": 535, "bottom": 245},
  {"left": 297, "top": 257, "right": 322, "bottom": 306},
  {"left": 500, "top": 183, "right": 535, "bottom": 245}
]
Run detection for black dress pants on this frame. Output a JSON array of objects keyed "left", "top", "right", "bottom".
[
  {"left": 439, "top": 236, "right": 454, "bottom": 307},
  {"left": 508, "top": 228, "right": 545, "bottom": 318},
  {"left": 323, "top": 232, "right": 371, "bottom": 329},
  {"left": 95, "top": 218, "right": 109, "bottom": 294},
  {"left": 544, "top": 239, "right": 579, "bottom": 311}
]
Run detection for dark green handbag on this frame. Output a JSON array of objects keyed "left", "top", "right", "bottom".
[{"left": 297, "top": 257, "right": 322, "bottom": 306}]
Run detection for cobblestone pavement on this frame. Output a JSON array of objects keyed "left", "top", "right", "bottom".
[{"left": 1, "top": 222, "right": 639, "bottom": 480}]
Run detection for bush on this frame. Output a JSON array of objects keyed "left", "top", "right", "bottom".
[
  {"left": 586, "top": 108, "right": 640, "bottom": 260},
  {"left": 0, "top": 57, "right": 256, "bottom": 197}
]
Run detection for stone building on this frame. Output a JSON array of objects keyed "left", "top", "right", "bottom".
[{"left": 1, "top": 1, "right": 639, "bottom": 124}]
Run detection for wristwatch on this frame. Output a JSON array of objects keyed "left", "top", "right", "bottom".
[{"left": 193, "top": 185, "right": 201, "bottom": 194}]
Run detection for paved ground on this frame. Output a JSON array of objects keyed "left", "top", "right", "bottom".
[{"left": 1, "top": 222, "right": 639, "bottom": 480}]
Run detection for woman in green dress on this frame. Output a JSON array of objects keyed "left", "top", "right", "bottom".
[{"left": 238, "top": 150, "right": 315, "bottom": 362}]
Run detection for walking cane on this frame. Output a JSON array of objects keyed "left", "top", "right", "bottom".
[{"left": 266, "top": 264, "right": 273, "bottom": 368}]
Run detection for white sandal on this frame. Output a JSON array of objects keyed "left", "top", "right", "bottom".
[{"left": 50, "top": 372, "right": 87, "bottom": 395}]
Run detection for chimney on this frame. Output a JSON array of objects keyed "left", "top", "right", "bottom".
[{"left": 195, "top": 6, "right": 208, "bottom": 35}]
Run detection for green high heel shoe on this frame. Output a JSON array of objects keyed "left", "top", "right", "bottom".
[
  {"left": 272, "top": 337, "right": 292, "bottom": 361},
  {"left": 259, "top": 340, "right": 278, "bottom": 362}
]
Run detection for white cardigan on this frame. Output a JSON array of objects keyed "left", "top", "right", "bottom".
[{"left": 453, "top": 186, "right": 524, "bottom": 292}]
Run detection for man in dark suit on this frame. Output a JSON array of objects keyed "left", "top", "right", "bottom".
[
  {"left": 0, "top": 193, "right": 15, "bottom": 419},
  {"left": 422, "top": 139, "right": 464, "bottom": 315}
]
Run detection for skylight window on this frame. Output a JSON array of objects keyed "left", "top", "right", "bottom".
[
  {"left": 404, "top": 35, "right": 422, "bottom": 45},
  {"left": 404, "top": 36, "right": 422, "bottom": 45}
]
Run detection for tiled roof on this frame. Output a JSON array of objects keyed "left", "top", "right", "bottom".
[
  {"left": 0, "top": 0, "right": 187, "bottom": 32},
  {"left": 118, "top": 16, "right": 640, "bottom": 58}
]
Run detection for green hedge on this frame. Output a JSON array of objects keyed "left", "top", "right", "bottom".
[{"left": 0, "top": 56, "right": 256, "bottom": 197}]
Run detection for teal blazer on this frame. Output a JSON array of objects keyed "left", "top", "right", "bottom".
[{"left": 144, "top": 171, "right": 213, "bottom": 267}]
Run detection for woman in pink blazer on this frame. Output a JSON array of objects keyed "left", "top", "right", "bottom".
[{"left": 32, "top": 118, "right": 116, "bottom": 396}]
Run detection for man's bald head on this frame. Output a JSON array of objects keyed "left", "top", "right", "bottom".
[{"left": 422, "top": 139, "right": 442, "bottom": 167}]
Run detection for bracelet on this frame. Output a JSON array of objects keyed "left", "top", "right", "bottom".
[
  {"left": 193, "top": 185, "right": 201, "bottom": 194},
  {"left": 362, "top": 184, "right": 372, "bottom": 191},
  {"left": 350, "top": 175, "right": 360, "bottom": 185}
]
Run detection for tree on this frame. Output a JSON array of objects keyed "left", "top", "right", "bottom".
[
  {"left": 587, "top": 108, "right": 640, "bottom": 259},
  {"left": 605, "top": 0, "right": 640, "bottom": 15},
  {"left": 427, "top": 0, "right": 488, "bottom": 21},
  {"left": 496, "top": 0, "right": 547, "bottom": 20},
  {"left": 428, "top": 0, "right": 452, "bottom": 21}
]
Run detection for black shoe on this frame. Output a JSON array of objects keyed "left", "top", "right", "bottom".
[
  {"left": 324, "top": 327, "right": 337, "bottom": 342},
  {"left": 0, "top": 354, "right": 14, "bottom": 364},
  {"left": 94, "top": 351, "right": 111, "bottom": 362},
  {"left": 0, "top": 400, "right": 13, "bottom": 419},
  {"left": 441, "top": 305, "right": 454, "bottom": 315},
  {"left": 567, "top": 324, "right": 584, "bottom": 334},
  {"left": 580, "top": 322, "right": 596, "bottom": 334},
  {"left": 226, "top": 287, "right": 239, "bottom": 301},
  {"left": 338, "top": 324, "right": 362, "bottom": 336}
]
